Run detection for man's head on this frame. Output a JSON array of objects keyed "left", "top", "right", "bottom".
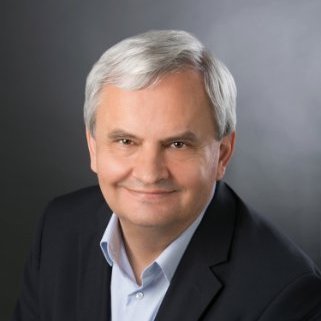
[
  {"left": 85, "top": 30, "right": 237, "bottom": 238},
  {"left": 84, "top": 30, "right": 236, "bottom": 141}
]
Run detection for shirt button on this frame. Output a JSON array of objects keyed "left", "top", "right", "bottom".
[{"left": 135, "top": 291, "right": 144, "bottom": 300}]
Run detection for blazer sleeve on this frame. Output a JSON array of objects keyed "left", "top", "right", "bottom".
[
  {"left": 258, "top": 272, "right": 321, "bottom": 321},
  {"left": 10, "top": 203, "right": 49, "bottom": 321}
]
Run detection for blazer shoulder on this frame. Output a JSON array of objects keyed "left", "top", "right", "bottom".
[
  {"left": 48, "top": 185, "right": 105, "bottom": 212},
  {"left": 41, "top": 185, "right": 110, "bottom": 232},
  {"left": 226, "top": 186, "right": 321, "bottom": 293},
  {"left": 51, "top": 185, "right": 104, "bottom": 206},
  {"left": 204, "top": 183, "right": 321, "bottom": 318}
]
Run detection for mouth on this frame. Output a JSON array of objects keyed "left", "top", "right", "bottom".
[{"left": 123, "top": 187, "right": 177, "bottom": 201}]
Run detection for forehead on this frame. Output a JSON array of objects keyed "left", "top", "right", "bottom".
[{"left": 96, "top": 70, "right": 215, "bottom": 136}]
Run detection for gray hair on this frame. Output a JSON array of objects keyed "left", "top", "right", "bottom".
[{"left": 84, "top": 30, "right": 237, "bottom": 140}]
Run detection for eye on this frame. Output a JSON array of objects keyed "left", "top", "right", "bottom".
[
  {"left": 171, "top": 141, "right": 186, "bottom": 149},
  {"left": 118, "top": 138, "right": 133, "bottom": 145}
]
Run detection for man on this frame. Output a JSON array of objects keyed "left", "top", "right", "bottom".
[{"left": 12, "top": 30, "right": 321, "bottom": 320}]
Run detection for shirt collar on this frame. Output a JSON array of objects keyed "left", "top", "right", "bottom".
[{"left": 100, "top": 213, "right": 121, "bottom": 267}]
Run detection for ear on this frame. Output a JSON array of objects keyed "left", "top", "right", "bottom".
[
  {"left": 216, "top": 131, "right": 235, "bottom": 180},
  {"left": 86, "top": 130, "right": 97, "bottom": 173}
]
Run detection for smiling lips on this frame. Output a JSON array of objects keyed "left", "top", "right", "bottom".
[{"left": 123, "top": 187, "right": 177, "bottom": 201}]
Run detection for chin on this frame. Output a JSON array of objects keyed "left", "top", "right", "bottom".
[{"left": 116, "top": 206, "right": 182, "bottom": 229}]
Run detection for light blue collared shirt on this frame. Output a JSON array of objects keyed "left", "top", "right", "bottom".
[{"left": 100, "top": 186, "right": 215, "bottom": 321}]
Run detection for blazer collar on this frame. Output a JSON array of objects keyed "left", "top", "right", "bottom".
[{"left": 155, "top": 181, "right": 237, "bottom": 321}]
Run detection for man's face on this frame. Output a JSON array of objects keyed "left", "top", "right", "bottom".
[{"left": 87, "top": 70, "right": 234, "bottom": 236}]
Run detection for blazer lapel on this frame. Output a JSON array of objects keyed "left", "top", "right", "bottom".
[
  {"left": 78, "top": 201, "right": 113, "bottom": 321},
  {"left": 155, "top": 182, "right": 237, "bottom": 321},
  {"left": 155, "top": 258, "right": 223, "bottom": 321}
]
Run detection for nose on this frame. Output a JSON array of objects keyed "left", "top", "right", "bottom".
[{"left": 132, "top": 144, "right": 169, "bottom": 185}]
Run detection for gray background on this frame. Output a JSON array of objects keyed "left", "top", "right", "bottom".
[{"left": 2, "top": 0, "right": 321, "bottom": 319}]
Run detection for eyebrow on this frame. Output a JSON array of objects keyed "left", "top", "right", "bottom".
[
  {"left": 107, "top": 129, "right": 199, "bottom": 143},
  {"left": 107, "top": 129, "right": 138, "bottom": 140},
  {"left": 161, "top": 131, "right": 199, "bottom": 144}
]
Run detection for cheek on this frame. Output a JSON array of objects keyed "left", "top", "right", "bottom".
[
  {"left": 96, "top": 151, "right": 130, "bottom": 183},
  {"left": 170, "top": 157, "right": 217, "bottom": 189}
]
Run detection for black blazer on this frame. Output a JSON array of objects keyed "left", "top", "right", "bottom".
[{"left": 12, "top": 182, "right": 321, "bottom": 320}]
